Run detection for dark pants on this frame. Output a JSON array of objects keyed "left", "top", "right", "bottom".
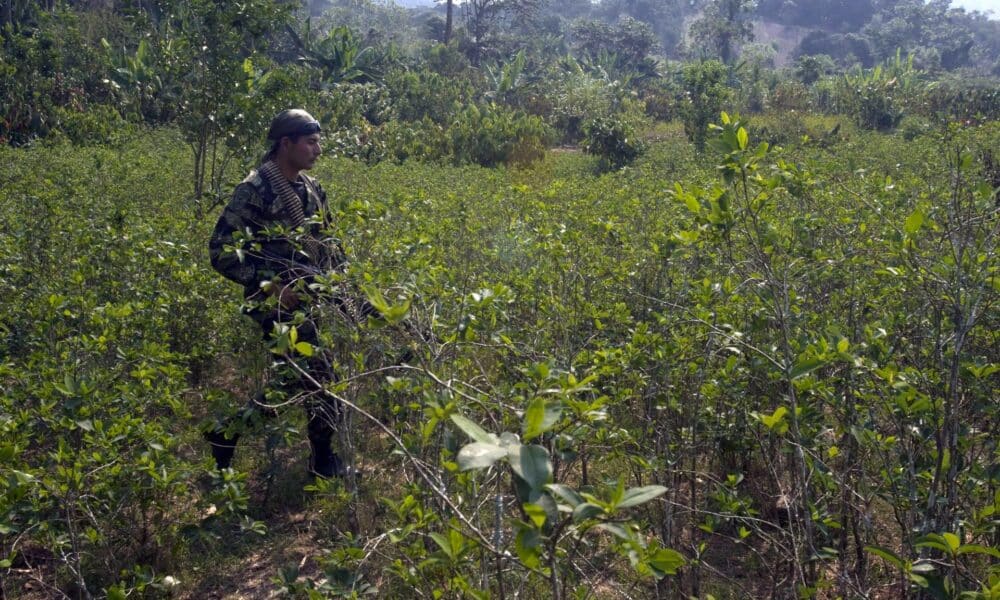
[
  {"left": 206, "top": 306, "right": 341, "bottom": 471},
  {"left": 247, "top": 309, "right": 342, "bottom": 448}
]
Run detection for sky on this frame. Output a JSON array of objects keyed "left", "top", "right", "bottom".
[{"left": 952, "top": 0, "right": 998, "bottom": 15}]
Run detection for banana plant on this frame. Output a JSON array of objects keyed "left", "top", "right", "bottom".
[{"left": 288, "top": 20, "right": 381, "bottom": 86}]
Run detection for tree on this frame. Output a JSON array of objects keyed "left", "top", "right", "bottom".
[
  {"left": 570, "top": 16, "right": 659, "bottom": 65},
  {"left": 862, "top": 0, "right": 975, "bottom": 70},
  {"left": 596, "top": 0, "right": 686, "bottom": 56},
  {"left": 159, "top": 0, "right": 293, "bottom": 213},
  {"left": 461, "top": 0, "right": 545, "bottom": 65},
  {"left": 688, "top": 0, "right": 757, "bottom": 65}
]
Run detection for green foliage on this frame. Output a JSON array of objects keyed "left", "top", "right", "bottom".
[
  {"left": 549, "top": 65, "right": 618, "bottom": 144},
  {"left": 3, "top": 2, "right": 1000, "bottom": 597},
  {"left": 292, "top": 22, "right": 385, "bottom": 86},
  {"left": 569, "top": 16, "right": 660, "bottom": 67},
  {"left": 687, "top": 0, "right": 757, "bottom": 64},
  {"left": 583, "top": 114, "right": 645, "bottom": 170},
  {"left": 0, "top": 132, "right": 259, "bottom": 596},
  {"left": 920, "top": 78, "right": 1000, "bottom": 123},
  {"left": 2, "top": 112, "right": 1000, "bottom": 597},
  {"left": 677, "top": 59, "right": 732, "bottom": 150},
  {"left": 838, "top": 50, "right": 924, "bottom": 131},
  {"left": 386, "top": 67, "right": 473, "bottom": 124},
  {"left": 793, "top": 54, "right": 836, "bottom": 85},
  {"left": 0, "top": 7, "right": 118, "bottom": 144},
  {"left": 446, "top": 103, "right": 553, "bottom": 167}
]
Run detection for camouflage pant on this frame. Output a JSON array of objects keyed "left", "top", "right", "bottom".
[
  {"left": 247, "top": 307, "right": 342, "bottom": 446},
  {"left": 205, "top": 306, "right": 341, "bottom": 470}
]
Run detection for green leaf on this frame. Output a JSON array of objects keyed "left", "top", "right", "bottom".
[
  {"left": 757, "top": 406, "right": 788, "bottom": 430},
  {"left": 456, "top": 442, "right": 507, "bottom": 471},
  {"left": 546, "top": 484, "right": 584, "bottom": 508},
  {"left": 107, "top": 587, "right": 127, "bottom": 600},
  {"left": 523, "top": 502, "right": 547, "bottom": 528},
  {"left": 362, "top": 285, "right": 411, "bottom": 325},
  {"left": 449, "top": 414, "right": 498, "bottom": 445},
  {"left": 916, "top": 532, "right": 960, "bottom": 555},
  {"left": 955, "top": 544, "right": 1000, "bottom": 558},
  {"left": 515, "top": 526, "right": 542, "bottom": 569},
  {"left": 508, "top": 444, "right": 552, "bottom": 491},
  {"left": 673, "top": 229, "right": 701, "bottom": 244},
  {"left": 865, "top": 545, "right": 904, "bottom": 569},
  {"left": 596, "top": 523, "right": 630, "bottom": 539},
  {"left": 523, "top": 396, "right": 546, "bottom": 441},
  {"left": 617, "top": 485, "right": 667, "bottom": 509},
  {"left": 429, "top": 532, "right": 455, "bottom": 559},
  {"left": 910, "top": 560, "right": 937, "bottom": 574},
  {"left": 737, "top": 127, "right": 748, "bottom": 150},
  {"left": 648, "top": 547, "right": 686, "bottom": 577},
  {"left": 573, "top": 502, "right": 605, "bottom": 522},
  {"left": 941, "top": 532, "right": 961, "bottom": 553},
  {"left": 904, "top": 209, "right": 924, "bottom": 234},
  {"left": 790, "top": 358, "right": 825, "bottom": 379},
  {"left": 294, "top": 341, "right": 314, "bottom": 357}
]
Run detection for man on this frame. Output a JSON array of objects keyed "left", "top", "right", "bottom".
[{"left": 206, "top": 108, "right": 350, "bottom": 479}]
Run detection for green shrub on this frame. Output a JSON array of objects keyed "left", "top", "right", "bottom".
[
  {"left": 898, "top": 115, "right": 934, "bottom": 141},
  {"left": 837, "top": 52, "right": 924, "bottom": 131},
  {"left": 583, "top": 114, "right": 645, "bottom": 170},
  {"left": 919, "top": 79, "right": 1000, "bottom": 122},
  {"left": 448, "top": 103, "right": 553, "bottom": 167},
  {"left": 0, "top": 7, "right": 120, "bottom": 145},
  {"left": 749, "top": 112, "right": 848, "bottom": 147},
  {"left": 50, "top": 104, "right": 130, "bottom": 145},
  {"left": 550, "top": 71, "right": 617, "bottom": 144},
  {"left": 768, "top": 80, "right": 811, "bottom": 112},
  {"left": 385, "top": 68, "right": 472, "bottom": 124},
  {"left": 677, "top": 60, "right": 731, "bottom": 150}
]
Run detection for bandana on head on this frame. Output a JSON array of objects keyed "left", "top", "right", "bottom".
[{"left": 267, "top": 109, "right": 321, "bottom": 141}]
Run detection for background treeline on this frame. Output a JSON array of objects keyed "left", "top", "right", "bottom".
[{"left": 1, "top": 0, "right": 998, "bottom": 179}]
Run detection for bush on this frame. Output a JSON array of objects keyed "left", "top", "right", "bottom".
[
  {"left": 898, "top": 115, "right": 934, "bottom": 141},
  {"left": 549, "top": 71, "right": 617, "bottom": 144},
  {"left": 837, "top": 52, "right": 924, "bottom": 131},
  {"left": 337, "top": 104, "right": 553, "bottom": 167},
  {"left": 48, "top": 105, "right": 130, "bottom": 145},
  {"left": 583, "top": 114, "right": 645, "bottom": 170},
  {"left": 768, "top": 80, "right": 811, "bottom": 112},
  {"left": 918, "top": 79, "right": 1000, "bottom": 123},
  {"left": 448, "top": 103, "right": 553, "bottom": 167},
  {"left": 0, "top": 8, "right": 121, "bottom": 145},
  {"left": 677, "top": 60, "right": 731, "bottom": 151},
  {"left": 749, "top": 112, "right": 848, "bottom": 147},
  {"left": 385, "top": 68, "right": 472, "bottom": 124}
]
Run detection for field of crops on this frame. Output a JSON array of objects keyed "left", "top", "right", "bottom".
[{"left": 1, "top": 117, "right": 998, "bottom": 598}]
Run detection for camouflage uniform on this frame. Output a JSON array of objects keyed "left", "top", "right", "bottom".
[{"left": 207, "top": 167, "right": 346, "bottom": 475}]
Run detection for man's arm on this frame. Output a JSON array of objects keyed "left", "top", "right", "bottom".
[{"left": 209, "top": 184, "right": 265, "bottom": 289}]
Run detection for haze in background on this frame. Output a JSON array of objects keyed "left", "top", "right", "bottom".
[{"left": 953, "top": 0, "right": 997, "bottom": 16}]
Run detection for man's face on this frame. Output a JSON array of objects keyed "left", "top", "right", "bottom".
[{"left": 282, "top": 132, "right": 322, "bottom": 171}]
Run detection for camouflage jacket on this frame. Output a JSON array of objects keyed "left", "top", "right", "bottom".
[{"left": 209, "top": 169, "right": 343, "bottom": 299}]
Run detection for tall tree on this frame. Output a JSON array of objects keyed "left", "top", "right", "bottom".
[
  {"left": 462, "top": 0, "right": 544, "bottom": 65},
  {"left": 688, "top": 0, "right": 757, "bottom": 64},
  {"left": 445, "top": 0, "right": 453, "bottom": 44}
]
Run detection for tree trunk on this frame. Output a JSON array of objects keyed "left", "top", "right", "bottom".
[{"left": 445, "top": 0, "right": 453, "bottom": 44}]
